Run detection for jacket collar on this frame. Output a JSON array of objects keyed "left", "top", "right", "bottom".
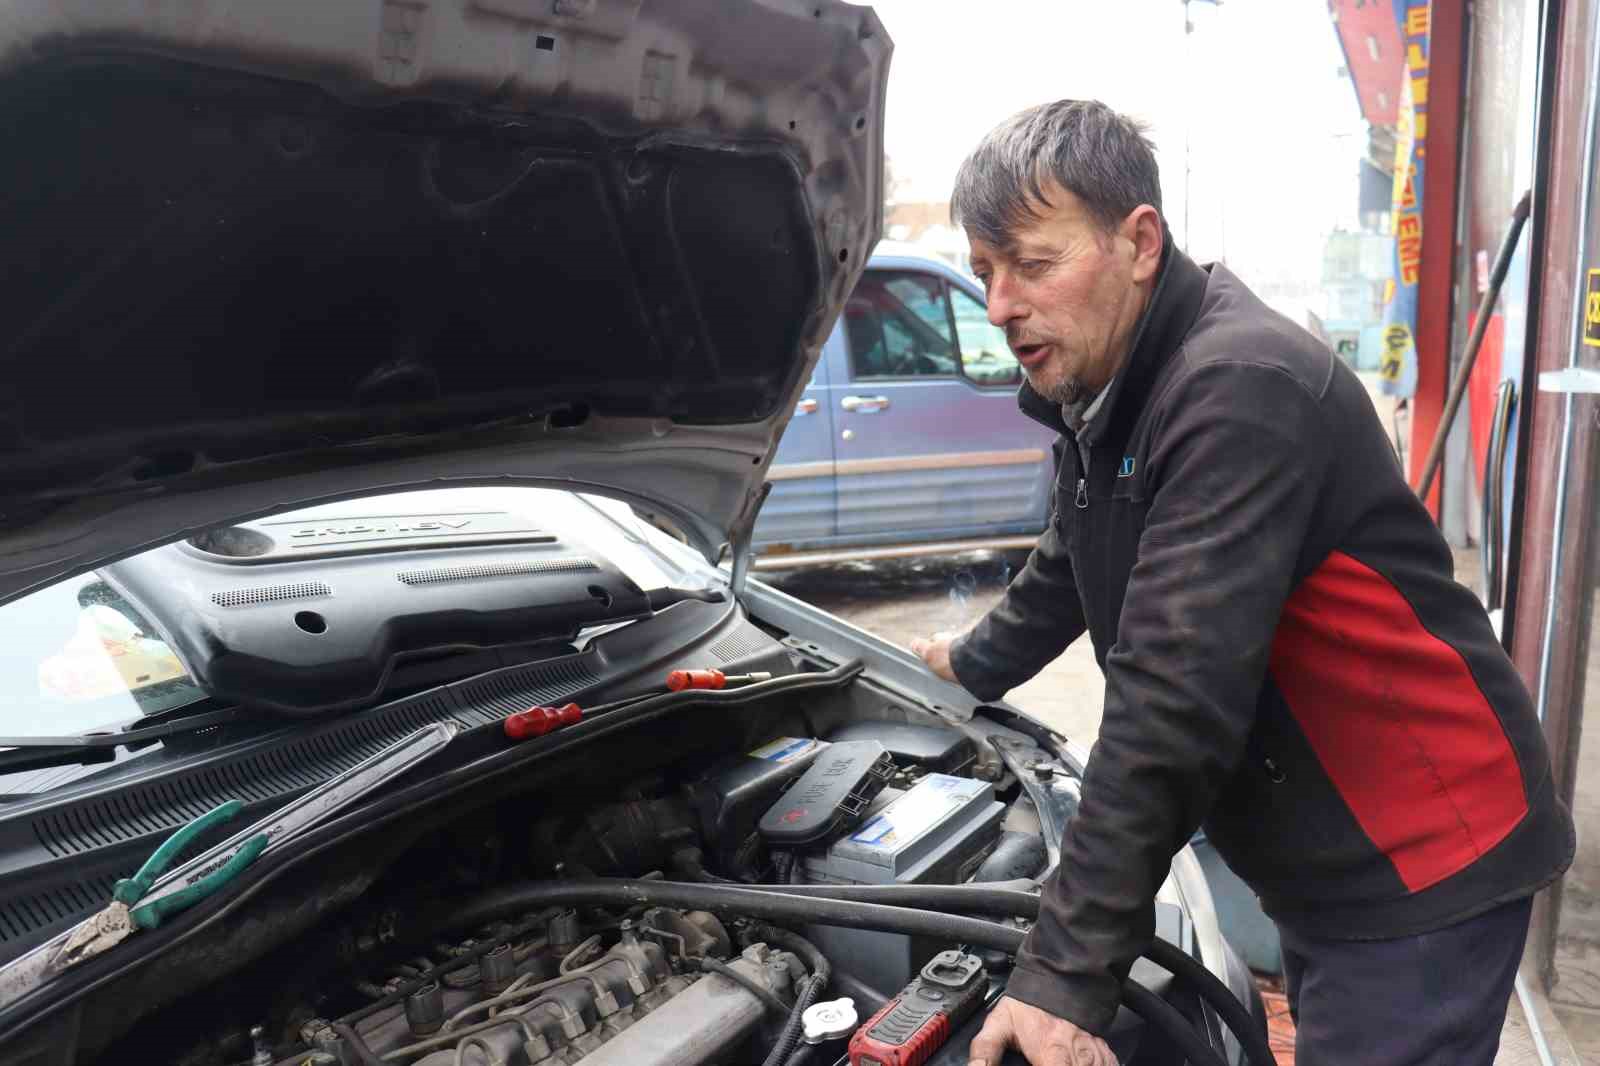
[{"left": 1016, "top": 232, "right": 1209, "bottom": 445}]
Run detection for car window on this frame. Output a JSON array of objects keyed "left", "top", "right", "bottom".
[
  {"left": 949, "top": 285, "right": 1023, "bottom": 388},
  {"left": 845, "top": 271, "right": 959, "bottom": 379}
]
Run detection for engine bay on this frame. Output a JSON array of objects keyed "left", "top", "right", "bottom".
[
  {"left": 0, "top": 532, "right": 1263, "bottom": 1066},
  {"left": 0, "top": 495, "right": 1257, "bottom": 1066},
  {"left": 0, "top": 629, "right": 1266, "bottom": 1066},
  {"left": 131, "top": 707, "right": 1058, "bottom": 1066}
]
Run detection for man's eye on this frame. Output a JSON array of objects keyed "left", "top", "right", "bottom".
[{"left": 1018, "top": 259, "right": 1048, "bottom": 274}]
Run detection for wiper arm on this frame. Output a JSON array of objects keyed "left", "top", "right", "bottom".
[
  {"left": 0, "top": 723, "right": 457, "bottom": 1010},
  {"left": 0, "top": 587, "right": 723, "bottom": 775},
  {"left": 642, "top": 585, "right": 726, "bottom": 610},
  {"left": 0, "top": 705, "right": 263, "bottom": 775}
]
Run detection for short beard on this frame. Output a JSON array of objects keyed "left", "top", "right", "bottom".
[{"left": 1030, "top": 370, "right": 1084, "bottom": 407}]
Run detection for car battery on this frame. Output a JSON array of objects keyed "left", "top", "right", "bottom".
[
  {"left": 799, "top": 774, "right": 1004, "bottom": 886},
  {"left": 798, "top": 775, "right": 1005, "bottom": 1005}
]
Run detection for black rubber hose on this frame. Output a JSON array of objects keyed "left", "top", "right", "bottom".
[
  {"left": 744, "top": 924, "right": 832, "bottom": 1066},
  {"left": 330, "top": 1022, "right": 386, "bottom": 1066},
  {"left": 762, "top": 973, "right": 822, "bottom": 1066},
  {"left": 691, "top": 956, "right": 791, "bottom": 1015},
  {"left": 725, "top": 881, "right": 1042, "bottom": 916},
  {"left": 973, "top": 831, "right": 1050, "bottom": 882},
  {"left": 436, "top": 879, "right": 1026, "bottom": 954},
  {"left": 674, "top": 848, "right": 744, "bottom": 886},
  {"left": 1122, "top": 983, "right": 1227, "bottom": 1066},
  {"left": 434, "top": 879, "right": 1264, "bottom": 1066},
  {"left": 749, "top": 924, "right": 831, "bottom": 987},
  {"left": 710, "top": 880, "right": 1271, "bottom": 1066},
  {"left": 781, "top": 1044, "right": 827, "bottom": 1066},
  {"left": 782, "top": 1040, "right": 846, "bottom": 1066}
]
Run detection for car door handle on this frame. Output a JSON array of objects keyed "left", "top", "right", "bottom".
[
  {"left": 794, "top": 398, "right": 819, "bottom": 416},
  {"left": 841, "top": 395, "right": 890, "bottom": 413}
]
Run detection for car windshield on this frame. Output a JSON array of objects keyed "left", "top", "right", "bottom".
[
  {"left": 0, "top": 488, "right": 717, "bottom": 749},
  {"left": 0, "top": 574, "right": 208, "bottom": 733}
]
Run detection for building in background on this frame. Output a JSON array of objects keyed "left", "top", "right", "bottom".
[
  {"left": 883, "top": 200, "right": 968, "bottom": 269},
  {"left": 1321, "top": 0, "right": 1407, "bottom": 374},
  {"left": 1319, "top": 157, "right": 1396, "bottom": 371}
]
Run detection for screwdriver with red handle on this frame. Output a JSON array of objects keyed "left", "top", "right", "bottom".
[
  {"left": 505, "top": 669, "right": 776, "bottom": 741},
  {"left": 503, "top": 702, "right": 583, "bottom": 740},
  {"left": 665, "top": 669, "right": 773, "bottom": 692}
]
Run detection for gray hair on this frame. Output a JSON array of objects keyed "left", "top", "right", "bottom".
[{"left": 950, "top": 100, "right": 1162, "bottom": 246}]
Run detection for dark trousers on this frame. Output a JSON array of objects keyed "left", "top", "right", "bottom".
[{"left": 1279, "top": 896, "right": 1532, "bottom": 1066}]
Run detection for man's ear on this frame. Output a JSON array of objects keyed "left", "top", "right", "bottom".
[{"left": 1124, "top": 204, "right": 1164, "bottom": 284}]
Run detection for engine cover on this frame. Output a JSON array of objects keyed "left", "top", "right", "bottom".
[{"left": 100, "top": 508, "right": 648, "bottom": 714}]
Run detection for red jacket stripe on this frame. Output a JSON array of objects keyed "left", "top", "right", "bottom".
[{"left": 1270, "top": 551, "right": 1528, "bottom": 893}]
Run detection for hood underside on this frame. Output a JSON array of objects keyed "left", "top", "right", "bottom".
[{"left": 0, "top": 0, "right": 889, "bottom": 604}]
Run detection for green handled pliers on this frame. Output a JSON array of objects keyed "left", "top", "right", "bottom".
[{"left": 48, "top": 801, "right": 268, "bottom": 972}]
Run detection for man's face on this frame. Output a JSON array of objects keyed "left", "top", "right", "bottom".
[{"left": 967, "top": 184, "right": 1160, "bottom": 406}]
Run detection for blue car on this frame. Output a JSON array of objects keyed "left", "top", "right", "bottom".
[{"left": 754, "top": 245, "right": 1058, "bottom": 559}]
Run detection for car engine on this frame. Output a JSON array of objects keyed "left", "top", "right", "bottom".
[
  {"left": 32, "top": 671, "right": 1249, "bottom": 1066},
  {"left": 158, "top": 715, "right": 1051, "bottom": 1066},
  {"left": 289, "top": 906, "right": 796, "bottom": 1066}
]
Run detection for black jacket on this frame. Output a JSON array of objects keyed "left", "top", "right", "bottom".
[{"left": 950, "top": 246, "right": 1574, "bottom": 1036}]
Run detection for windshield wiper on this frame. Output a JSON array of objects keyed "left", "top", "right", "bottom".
[
  {"left": 0, "top": 586, "right": 724, "bottom": 776},
  {"left": 642, "top": 585, "right": 725, "bottom": 610},
  {"left": 0, "top": 704, "right": 265, "bottom": 775},
  {"left": 0, "top": 723, "right": 458, "bottom": 1010}
]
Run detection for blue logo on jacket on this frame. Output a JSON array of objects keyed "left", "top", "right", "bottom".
[{"left": 1118, "top": 457, "right": 1136, "bottom": 478}]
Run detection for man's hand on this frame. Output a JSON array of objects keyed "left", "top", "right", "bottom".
[
  {"left": 968, "top": 996, "right": 1118, "bottom": 1066},
  {"left": 909, "top": 631, "right": 960, "bottom": 683}
]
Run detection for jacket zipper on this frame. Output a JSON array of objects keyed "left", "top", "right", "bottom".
[{"left": 1074, "top": 436, "right": 1091, "bottom": 510}]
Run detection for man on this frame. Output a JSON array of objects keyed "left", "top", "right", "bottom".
[{"left": 910, "top": 101, "right": 1574, "bottom": 1066}]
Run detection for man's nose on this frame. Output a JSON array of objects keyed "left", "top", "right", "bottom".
[{"left": 985, "top": 272, "right": 1025, "bottom": 328}]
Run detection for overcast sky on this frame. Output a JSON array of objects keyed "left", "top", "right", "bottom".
[{"left": 865, "top": 0, "right": 1366, "bottom": 297}]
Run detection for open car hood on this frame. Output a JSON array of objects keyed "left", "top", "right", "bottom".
[{"left": 0, "top": 0, "right": 889, "bottom": 605}]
